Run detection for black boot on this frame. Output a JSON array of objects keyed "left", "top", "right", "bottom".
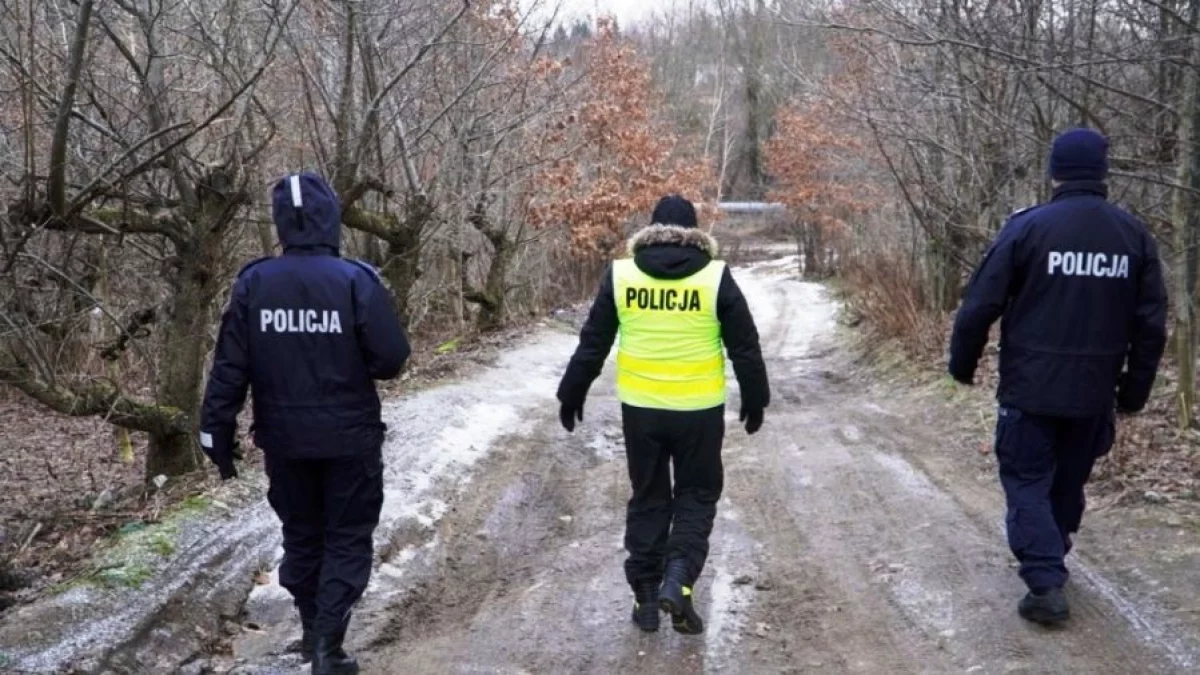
[
  {"left": 631, "top": 580, "right": 660, "bottom": 632},
  {"left": 1018, "top": 587, "right": 1070, "bottom": 625},
  {"left": 299, "top": 626, "right": 316, "bottom": 663},
  {"left": 296, "top": 604, "right": 317, "bottom": 663},
  {"left": 658, "top": 559, "right": 703, "bottom": 635},
  {"left": 311, "top": 634, "right": 359, "bottom": 675}
]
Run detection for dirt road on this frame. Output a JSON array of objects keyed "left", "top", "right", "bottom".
[{"left": 6, "top": 256, "right": 1200, "bottom": 673}]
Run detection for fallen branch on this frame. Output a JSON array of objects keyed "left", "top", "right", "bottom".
[
  {"left": 0, "top": 356, "right": 187, "bottom": 436},
  {"left": 17, "top": 523, "right": 43, "bottom": 557}
]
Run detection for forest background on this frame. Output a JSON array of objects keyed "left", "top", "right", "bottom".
[{"left": 1, "top": 0, "right": 1198, "bottom": 611}]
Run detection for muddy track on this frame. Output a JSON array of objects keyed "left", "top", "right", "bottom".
[
  {"left": 5, "top": 256, "right": 1200, "bottom": 674},
  {"left": 356, "top": 257, "right": 1200, "bottom": 674},
  {"left": 355, "top": 258, "right": 1197, "bottom": 674}
]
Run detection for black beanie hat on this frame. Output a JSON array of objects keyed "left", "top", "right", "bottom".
[
  {"left": 651, "top": 194, "right": 697, "bottom": 229},
  {"left": 1049, "top": 128, "right": 1109, "bottom": 182}
]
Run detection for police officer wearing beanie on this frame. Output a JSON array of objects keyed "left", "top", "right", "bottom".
[
  {"left": 200, "top": 172, "right": 409, "bottom": 674},
  {"left": 949, "top": 129, "right": 1167, "bottom": 624},
  {"left": 556, "top": 195, "right": 770, "bottom": 635}
]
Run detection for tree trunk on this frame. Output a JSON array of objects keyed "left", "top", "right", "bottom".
[
  {"left": 798, "top": 222, "right": 822, "bottom": 280},
  {"left": 474, "top": 233, "right": 514, "bottom": 332},
  {"left": 383, "top": 228, "right": 420, "bottom": 324},
  {"left": 146, "top": 231, "right": 224, "bottom": 478},
  {"left": 145, "top": 429, "right": 198, "bottom": 478},
  {"left": 1173, "top": 9, "right": 1200, "bottom": 429},
  {"left": 741, "top": 0, "right": 769, "bottom": 200}
]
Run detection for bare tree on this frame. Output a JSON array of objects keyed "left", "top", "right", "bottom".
[{"left": 1, "top": 0, "right": 297, "bottom": 477}]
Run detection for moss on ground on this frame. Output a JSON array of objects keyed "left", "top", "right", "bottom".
[{"left": 55, "top": 492, "right": 216, "bottom": 593}]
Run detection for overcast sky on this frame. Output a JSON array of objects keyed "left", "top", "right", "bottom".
[
  {"left": 567, "top": 0, "right": 653, "bottom": 24},
  {"left": 524, "top": 0, "right": 664, "bottom": 28}
]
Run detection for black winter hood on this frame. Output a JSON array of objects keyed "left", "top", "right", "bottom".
[
  {"left": 627, "top": 224, "right": 720, "bottom": 280},
  {"left": 272, "top": 172, "right": 342, "bottom": 254}
]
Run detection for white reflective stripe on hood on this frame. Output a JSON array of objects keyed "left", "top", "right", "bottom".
[{"left": 289, "top": 175, "right": 303, "bottom": 207}]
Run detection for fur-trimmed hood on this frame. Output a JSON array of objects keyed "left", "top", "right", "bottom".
[
  {"left": 627, "top": 224, "right": 719, "bottom": 258},
  {"left": 625, "top": 224, "right": 720, "bottom": 281}
]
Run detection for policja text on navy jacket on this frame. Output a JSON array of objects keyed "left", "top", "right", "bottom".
[{"left": 199, "top": 171, "right": 409, "bottom": 672}]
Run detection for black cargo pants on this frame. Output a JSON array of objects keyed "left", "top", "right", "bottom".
[
  {"left": 622, "top": 403, "right": 725, "bottom": 589},
  {"left": 994, "top": 406, "right": 1114, "bottom": 592},
  {"left": 264, "top": 448, "right": 384, "bottom": 636}
]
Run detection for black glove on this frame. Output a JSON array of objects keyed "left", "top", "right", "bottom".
[
  {"left": 217, "top": 459, "right": 238, "bottom": 481},
  {"left": 1116, "top": 402, "right": 1141, "bottom": 416},
  {"left": 948, "top": 366, "right": 974, "bottom": 386},
  {"left": 740, "top": 406, "right": 764, "bottom": 435},
  {"left": 560, "top": 401, "right": 583, "bottom": 433},
  {"left": 947, "top": 356, "right": 975, "bottom": 386},
  {"left": 218, "top": 439, "right": 243, "bottom": 480},
  {"left": 1115, "top": 374, "right": 1148, "bottom": 415},
  {"left": 202, "top": 429, "right": 241, "bottom": 481}
]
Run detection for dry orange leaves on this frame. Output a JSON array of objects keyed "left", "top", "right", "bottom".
[
  {"left": 524, "top": 19, "right": 714, "bottom": 259},
  {"left": 765, "top": 97, "right": 873, "bottom": 233}
]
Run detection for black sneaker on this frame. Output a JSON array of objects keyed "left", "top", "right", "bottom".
[
  {"left": 1018, "top": 587, "right": 1070, "bottom": 625},
  {"left": 631, "top": 581, "right": 660, "bottom": 632},
  {"left": 658, "top": 560, "right": 704, "bottom": 635}
]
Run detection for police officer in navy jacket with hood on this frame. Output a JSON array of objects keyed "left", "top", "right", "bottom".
[
  {"left": 200, "top": 172, "right": 409, "bottom": 674},
  {"left": 949, "top": 129, "right": 1167, "bottom": 625}
]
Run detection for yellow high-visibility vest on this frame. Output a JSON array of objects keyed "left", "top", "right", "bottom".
[{"left": 613, "top": 258, "right": 726, "bottom": 411}]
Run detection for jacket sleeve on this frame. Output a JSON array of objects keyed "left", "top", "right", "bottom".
[
  {"left": 1118, "top": 233, "right": 1169, "bottom": 412},
  {"left": 717, "top": 267, "right": 770, "bottom": 410},
  {"left": 200, "top": 277, "right": 252, "bottom": 470},
  {"left": 355, "top": 272, "right": 411, "bottom": 381},
  {"left": 948, "top": 219, "right": 1023, "bottom": 382},
  {"left": 556, "top": 264, "right": 618, "bottom": 407}
]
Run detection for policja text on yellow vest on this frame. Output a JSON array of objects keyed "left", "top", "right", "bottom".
[{"left": 612, "top": 258, "right": 727, "bottom": 412}]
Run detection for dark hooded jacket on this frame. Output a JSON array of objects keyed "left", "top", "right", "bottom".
[
  {"left": 949, "top": 180, "right": 1168, "bottom": 416},
  {"left": 557, "top": 224, "right": 770, "bottom": 412},
  {"left": 200, "top": 172, "right": 410, "bottom": 467}
]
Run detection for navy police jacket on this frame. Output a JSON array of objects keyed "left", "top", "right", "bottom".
[
  {"left": 200, "top": 173, "right": 409, "bottom": 468},
  {"left": 949, "top": 180, "right": 1168, "bottom": 417}
]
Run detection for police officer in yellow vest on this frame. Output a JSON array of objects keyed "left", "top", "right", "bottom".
[{"left": 556, "top": 195, "right": 770, "bottom": 635}]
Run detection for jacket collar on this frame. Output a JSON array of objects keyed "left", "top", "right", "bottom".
[
  {"left": 627, "top": 224, "right": 719, "bottom": 257},
  {"left": 1052, "top": 180, "right": 1108, "bottom": 201},
  {"left": 283, "top": 245, "right": 338, "bottom": 256}
]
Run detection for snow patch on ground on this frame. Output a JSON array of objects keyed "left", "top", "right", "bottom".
[
  {"left": 374, "top": 334, "right": 576, "bottom": 537},
  {"left": 1072, "top": 560, "right": 1197, "bottom": 670},
  {"left": 870, "top": 450, "right": 941, "bottom": 499},
  {"left": 703, "top": 502, "right": 756, "bottom": 672},
  {"left": 4, "top": 329, "right": 580, "bottom": 672},
  {"left": 241, "top": 331, "right": 579, "bottom": 628},
  {"left": 2, "top": 499, "right": 280, "bottom": 672},
  {"left": 587, "top": 432, "right": 620, "bottom": 461},
  {"left": 735, "top": 257, "right": 839, "bottom": 361}
]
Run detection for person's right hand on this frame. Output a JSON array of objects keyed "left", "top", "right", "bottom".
[
  {"left": 217, "top": 460, "right": 238, "bottom": 481},
  {"left": 740, "top": 406, "right": 764, "bottom": 435},
  {"left": 560, "top": 401, "right": 584, "bottom": 433}
]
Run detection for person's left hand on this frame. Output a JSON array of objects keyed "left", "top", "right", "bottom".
[
  {"left": 949, "top": 370, "right": 974, "bottom": 386},
  {"left": 560, "top": 401, "right": 583, "bottom": 433}
]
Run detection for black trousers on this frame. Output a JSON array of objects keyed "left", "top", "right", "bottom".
[
  {"left": 264, "top": 449, "right": 384, "bottom": 636},
  {"left": 622, "top": 403, "right": 725, "bottom": 590},
  {"left": 994, "top": 406, "right": 1114, "bottom": 591}
]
